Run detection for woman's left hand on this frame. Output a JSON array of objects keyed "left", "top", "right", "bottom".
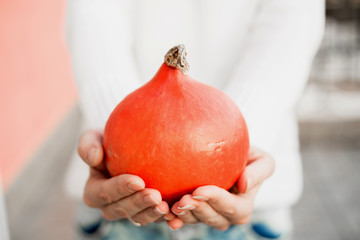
[{"left": 167, "top": 147, "right": 275, "bottom": 230}]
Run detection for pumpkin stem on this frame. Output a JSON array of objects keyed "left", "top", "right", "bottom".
[{"left": 164, "top": 44, "right": 189, "bottom": 74}]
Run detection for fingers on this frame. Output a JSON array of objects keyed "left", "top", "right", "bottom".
[
  {"left": 192, "top": 186, "right": 250, "bottom": 225},
  {"left": 192, "top": 186, "right": 237, "bottom": 218},
  {"left": 78, "top": 129, "right": 173, "bottom": 227},
  {"left": 190, "top": 202, "right": 230, "bottom": 230},
  {"left": 172, "top": 194, "right": 231, "bottom": 231},
  {"left": 169, "top": 147, "right": 275, "bottom": 231},
  {"left": 101, "top": 188, "right": 162, "bottom": 220},
  {"left": 78, "top": 130, "right": 104, "bottom": 167},
  {"left": 237, "top": 147, "right": 275, "bottom": 194},
  {"left": 167, "top": 217, "right": 184, "bottom": 230},
  {"left": 130, "top": 201, "right": 169, "bottom": 226},
  {"left": 164, "top": 211, "right": 176, "bottom": 222},
  {"left": 171, "top": 195, "right": 198, "bottom": 224},
  {"left": 84, "top": 174, "right": 145, "bottom": 207}
]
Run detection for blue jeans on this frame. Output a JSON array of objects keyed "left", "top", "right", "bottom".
[
  {"left": 76, "top": 204, "right": 289, "bottom": 240},
  {"left": 101, "top": 220, "right": 247, "bottom": 240}
]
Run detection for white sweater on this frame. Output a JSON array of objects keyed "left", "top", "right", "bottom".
[{"left": 65, "top": 0, "right": 324, "bottom": 210}]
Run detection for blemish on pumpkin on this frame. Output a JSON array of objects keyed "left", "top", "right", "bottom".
[{"left": 207, "top": 140, "right": 226, "bottom": 152}]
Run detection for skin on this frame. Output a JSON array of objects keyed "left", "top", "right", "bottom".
[{"left": 78, "top": 130, "right": 275, "bottom": 230}]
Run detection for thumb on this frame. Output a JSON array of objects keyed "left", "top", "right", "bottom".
[
  {"left": 78, "top": 130, "right": 104, "bottom": 167},
  {"left": 236, "top": 147, "right": 275, "bottom": 194}
]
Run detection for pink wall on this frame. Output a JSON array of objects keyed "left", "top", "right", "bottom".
[{"left": 0, "top": 0, "right": 77, "bottom": 189}]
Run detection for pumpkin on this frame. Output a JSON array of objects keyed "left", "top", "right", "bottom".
[{"left": 103, "top": 45, "right": 249, "bottom": 204}]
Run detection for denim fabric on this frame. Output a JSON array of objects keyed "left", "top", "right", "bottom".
[
  {"left": 101, "top": 220, "right": 171, "bottom": 240},
  {"left": 99, "top": 220, "right": 249, "bottom": 240},
  {"left": 77, "top": 219, "right": 294, "bottom": 240}
]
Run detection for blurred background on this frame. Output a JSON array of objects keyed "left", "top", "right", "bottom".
[{"left": 1, "top": 0, "right": 359, "bottom": 239}]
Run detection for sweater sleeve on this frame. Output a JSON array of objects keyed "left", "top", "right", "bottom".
[
  {"left": 224, "top": 0, "right": 325, "bottom": 154},
  {"left": 65, "top": 0, "right": 141, "bottom": 199},
  {"left": 66, "top": 0, "right": 141, "bottom": 129}
]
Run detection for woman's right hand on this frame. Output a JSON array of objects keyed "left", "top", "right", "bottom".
[{"left": 78, "top": 130, "right": 175, "bottom": 226}]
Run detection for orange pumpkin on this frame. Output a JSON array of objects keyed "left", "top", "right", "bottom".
[{"left": 103, "top": 45, "right": 249, "bottom": 204}]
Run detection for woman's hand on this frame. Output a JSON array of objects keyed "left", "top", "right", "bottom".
[
  {"left": 168, "top": 147, "right": 275, "bottom": 230},
  {"left": 78, "top": 130, "right": 176, "bottom": 226}
]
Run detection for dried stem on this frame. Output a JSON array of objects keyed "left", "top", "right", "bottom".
[{"left": 164, "top": 44, "right": 189, "bottom": 74}]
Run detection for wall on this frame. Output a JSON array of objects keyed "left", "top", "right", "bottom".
[{"left": 0, "top": 0, "right": 77, "bottom": 189}]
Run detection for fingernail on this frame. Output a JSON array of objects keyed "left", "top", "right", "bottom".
[
  {"left": 192, "top": 196, "right": 209, "bottom": 201},
  {"left": 88, "top": 148, "right": 100, "bottom": 165},
  {"left": 164, "top": 216, "right": 171, "bottom": 221},
  {"left": 177, "top": 204, "right": 193, "bottom": 210},
  {"left": 172, "top": 209, "right": 186, "bottom": 216},
  {"left": 128, "top": 218, "right": 141, "bottom": 227},
  {"left": 245, "top": 178, "right": 251, "bottom": 194},
  {"left": 144, "top": 194, "right": 160, "bottom": 205},
  {"left": 154, "top": 206, "right": 166, "bottom": 215}
]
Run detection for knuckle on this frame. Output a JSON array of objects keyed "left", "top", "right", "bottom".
[
  {"left": 220, "top": 207, "right": 236, "bottom": 216},
  {"left": 133, "top": 196, "right": 146, "bottom": 210},
  {"left": 98, "top": 183, "right": 112, "bottom": 204},
  {"left": 134, "top": 190, "right": 152, "bottom": 209},
  {"left": 203, "top": 216, "right": 218, "bottom": 226},
  {"left": 102, "top": 205, "right": 128, "bottom": 221},
  {"left": 114, "top": 206, "right": 128, "bottom": 219}
]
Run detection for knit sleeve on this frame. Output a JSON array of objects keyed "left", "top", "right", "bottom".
[
  {"left": 224, "top": 0, "right": 325, "bottom": 154},
  {"left": 66, "top": 0, "right": 141, "bottom": 129},
  {"left": 64, "top": 0, "right": 141, "bottom": 199}
]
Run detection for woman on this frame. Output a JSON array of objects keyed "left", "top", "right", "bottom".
[{"left": 65, "top": 0, "right": 324, "bottom": 239}]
